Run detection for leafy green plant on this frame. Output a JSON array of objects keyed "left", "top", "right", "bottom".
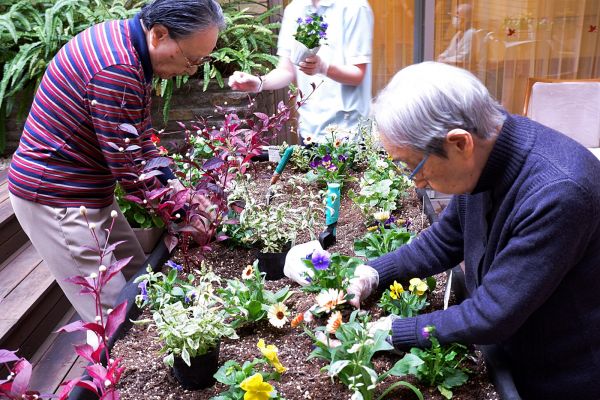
[
  {"left": 293, "top": 13, "right": 327, "bottom": 50},
  {"left": 301, "top": 250, "right": 362, "bottom": 293},
  {"left": 218, "top": 261, "right": 293, "bottom": 329},
  {"left": 378, "top": 278, "right": 436, "bottom": 318},
  {"left": 115, "top": 183, "right": 165, "bottom": 229},
  {"left": 0, "top": 0, "right": 144, "bottom": 152},
  {"left": 354, "top": 223, "right": 414, "bottom": 260},
  {"left": 211, "top": 339, "right": 287, "bottom": 400},
  {"left": 348, "top": 154, "right": 413, "bottom": 222},
  {"left": 223, "top": 175, "right": 320, "bottom": 252},
  {"left": 279, "top": 141, "right": 311, "bottom": 172},
  {"left": 201, "top": 1, "right": 280, "bottom": 91},
  {"left": 134, "top": 260, "right": 195, "bottom": 312},
  {"left": 306, "top": 310, "right": 423, "bottom": 400},
  {"left": 395, "top": 326, "right": 470, "bottom": 399},
  {"left": 151, "top": 272, "right": 238, "bottom": 367}
]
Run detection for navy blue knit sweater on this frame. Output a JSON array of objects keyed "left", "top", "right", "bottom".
[{"left": 369, "top": 114, "right": 600, "bottom": 399}]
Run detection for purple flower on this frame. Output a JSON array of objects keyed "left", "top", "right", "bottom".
[
  {"left": 321, "top": 23, "right": 328, "bottom": 30},
  {"left": 138, "top": 280, "right": 148, "bottom": 301},
  {"left": 309, "top": 159, "right": 321, "bottom": 169},
  {"left": 305, "top": 16, "right": 313, "bottom": 24},
  {"left": 296, "top": 17, "right": 303, "bottom": 24},
  {"left": 421, "top": 325, "right": 435, "bottom": 339},
  {"left": 311, "top": 249, "right": 331, "bottom": 270},
  {"left": 384, "top": 216, "right": 396, "bottom": 226},
  {"left": 319, "top": 31, "right": 326, "bottom": 38},
  {"left": 337, "top": 154, "right": 347, "bottom": 163},
  {"left": 167, "top": 260, "right": 183, "bottom": 271}
]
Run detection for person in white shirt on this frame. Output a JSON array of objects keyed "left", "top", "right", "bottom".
[{"left": 228, "top": 0, "right": 373, "bottom": 144}]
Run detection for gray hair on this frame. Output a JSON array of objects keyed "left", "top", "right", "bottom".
[
  {"left": 140, "top": 0, "right": 226, "bottom": 39},
  {"left": 374, "top": 61, "right": 505, "bottom": 157}
]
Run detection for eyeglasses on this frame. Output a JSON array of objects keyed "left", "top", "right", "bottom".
[
  {"left": 175, "top": 40, "right": 211, "bottom": 68},
  {"left": 407, "top": 153, "right": 430, "bottom": 180}
]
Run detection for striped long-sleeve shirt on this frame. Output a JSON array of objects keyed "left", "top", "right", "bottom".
[{"left": 8, "top": 14, "right": 170, "bottom": 208}]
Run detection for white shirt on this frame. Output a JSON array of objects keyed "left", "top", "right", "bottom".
[
  {"left": 277, "top": 0, "right": 373, "bottom": 142},
  {"left": 437, "top": 27, "right": 477, "bottom": 64}
]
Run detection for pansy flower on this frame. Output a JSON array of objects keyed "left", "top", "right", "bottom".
[
  {"left": 257, "top": 339, "right": 286, "bottom": 373},
  {"left": 240, "top": 373, "right": 274, "bottom": 400},
  {"left": 409, "top": 278, "right": 429, "bottom": 296},
  {"left": 138, "top": 280, "right": 148, "bottom": 301},
  {"left": 389, "top": 281, "right": 404, "bottom": 300},
  {"left": 310, "top": 249, "right": 331, "bottom": 270},
  {"left": 167, "top": 260, "right": 183, "bottom": 271}
]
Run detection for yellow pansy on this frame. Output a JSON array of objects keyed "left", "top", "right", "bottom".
[
  {"left": 240, "top": 373, "right": 274, "bottom": 400},
  {"left": 409, "top": 278, "right": 429, "bottom": 296},
  {"left": 257, "top": 339, "right": 286, "bottom": 373},
  {"left": 389, "top": 281, "right": 404, "bottom": 300}
]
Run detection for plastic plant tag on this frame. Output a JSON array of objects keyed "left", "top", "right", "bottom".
[{"left": 268, "top": 146, "right": 281, "bottom": 163}]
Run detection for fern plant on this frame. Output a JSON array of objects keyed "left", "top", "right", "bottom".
[{"left": 0, "top": 0, "right": 145, "bottom": 153}]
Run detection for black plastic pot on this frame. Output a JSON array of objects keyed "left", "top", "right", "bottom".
[
  {"left": 257, "top": 242, "right": 291, "bottom": 280},
  {"left": 171, "top": 344, "right": 220, "bottom": 390},
  {"left": 417, "top": 189, "right": 522, "bottom": 400}
]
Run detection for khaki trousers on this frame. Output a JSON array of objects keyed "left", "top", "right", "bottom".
[{"left": 10, "top": 193, "right": 146, "bottom": 322}]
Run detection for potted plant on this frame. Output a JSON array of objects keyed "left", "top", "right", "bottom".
[
  {"left": 151, "top": 272, "right": 237, "bottom": 390},
  {"left": 225, "top": 175, "right": 320, "bottom": 280},
  {"left": 115, "top": 183, "right": 165, "bottom": 253}
]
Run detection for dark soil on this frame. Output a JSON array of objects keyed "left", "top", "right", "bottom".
[{"left": 112, "top": 162, "right": 499, "bottom": 400}]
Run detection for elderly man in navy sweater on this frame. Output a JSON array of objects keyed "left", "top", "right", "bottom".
[{"left": 348, "top": 61, "right": 600, "bottom": 399}]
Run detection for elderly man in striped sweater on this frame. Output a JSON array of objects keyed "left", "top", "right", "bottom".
[{"left": 8, "top": 0, "right": 224, "bottom": 325}]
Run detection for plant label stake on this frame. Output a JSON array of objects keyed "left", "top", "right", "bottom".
[
  {"left": 265, "top": 146, "right": 295, "bottom": 204},
  {"left": 319, "top": 182, "right": 340, "bottom": 249}
]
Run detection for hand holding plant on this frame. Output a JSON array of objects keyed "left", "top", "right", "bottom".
[{"left": 294, "top": 13, "right": 327, "bottom": 49}]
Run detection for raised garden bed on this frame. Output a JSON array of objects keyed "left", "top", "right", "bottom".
[{"left": 104, "top": 163, "right": 501, "bottom": 400}]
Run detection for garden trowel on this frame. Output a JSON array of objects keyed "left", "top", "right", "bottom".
[
  {"left": 318, "top": 182, "right": 341, "bottom": 250},
  {"left": 265, "top": 145, "right": 295, "bottom": 205}
]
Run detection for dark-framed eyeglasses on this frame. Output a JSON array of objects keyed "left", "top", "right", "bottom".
[
  {"left": 407, "top": 153, "right": 430, "bottom": 180},
  {"left": 175, "top": 40, "right": 211, "bottom": 68}
]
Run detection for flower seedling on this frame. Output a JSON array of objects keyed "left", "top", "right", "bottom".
[{"left": 294, "top": 13, "right": 327, "bottom": 49}]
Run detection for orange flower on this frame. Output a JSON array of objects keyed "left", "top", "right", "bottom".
[
  {"left": 290, "top": 313, "right": 304, "bottom": 328},
  {"left": 326, "top": 311, "right": 342, "bottom": 334}
]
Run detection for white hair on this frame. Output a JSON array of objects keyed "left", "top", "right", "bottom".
[{"left": 373, "top": 62, "right": 505, "bottom": 156}]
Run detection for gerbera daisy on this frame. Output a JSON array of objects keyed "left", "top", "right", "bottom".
[
  {"left": 268, "top": 303, "right": 289, "bottom": 328},
  {"left": 242, "top": 264, "right": 254, "bottom": 280},
  {"left": 326, "top": 311, "right": 343, "bottom": 334}
]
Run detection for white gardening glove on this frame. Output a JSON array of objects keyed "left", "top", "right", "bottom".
[
  {"left": 228, "top": 71, "right": 262, "bottom": 92},
  {"left": 299, "top": 55, "right": 329, "bottom": 76},
  {"left": 347, "top": 264, "right": 379, "bottom": 309},
  {"left": 284, "top": 240, "right": 322, "bottom": 286},
  {"left": 367, "top": 315, "right": 393, "bottom": 336}
]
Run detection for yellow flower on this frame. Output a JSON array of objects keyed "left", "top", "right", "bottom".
[
  {"left": 366, "top": 225, "right": 378, "bottom": 232},
  {"left": 242, "top": 265, "right": 254, "bottom": 280},
  {"left": 326, "top": 311, "right": 343, "bottom": 334},
  {"left": 409, "top": 278, "right": 429, "bottom": 296},
  {"left": 257, "top": 339, "right": 286, "bottom": 373},
  {"left": 268, "top": 302, "right": 289, "bottom": 328},
  {"left": 389, "top": 281, "right": 404, "bottom": 300},
  {"left": 373, "top": 210, "right": 390, "bottom": 222},
  {"left": 240, "top": 373, "right": 274, "bottom": 400}
]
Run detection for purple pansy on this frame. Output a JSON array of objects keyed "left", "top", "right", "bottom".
[
  {"left": 309, "top": 158, "right": 321, "bottom": 169},
  {"left": 337, "top": 154, "right": 347, "bottom": 163},
  {"left": 321, "top": 23, "right": 328, "bottom": 30},
  {"left": 305, "top": 16, "right": 313, "bottom": 23},
  {"left": 167, "top": 260, "right": 183, "bottom": 271},
  {"left": 311, "top": 249, "right": 331, "bottom": 270},
  {"left": 296, "top": 17, "right": 303, "bottom": 24},
  {"left": 138, "top": 280, "right": 148, "bottom": 301}
]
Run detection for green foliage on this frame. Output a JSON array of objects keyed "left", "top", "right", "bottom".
[
  {"left": 152, "top": 272, "right": 238, "bottom": 367},
  {"left": 279, "top": 141, "right": 311, "bottom": 172},
  {"left": 293, "top": 13, "right": 327, "bottom": 50},
  {"left": 301, "top": 251, "right": 362, "bottom": 293},
  {"left": 134, "top": 263, "right": 196, "bottom": 312},
  {"left": 348, "top": 155, "right": 413, "bottom": 222},
  {"left": 224, "top": 175, "right": 320, "bottom": 252},
  {"left": 0, "top": 0, "right": 144, "bottom": 138},
  {"left": 378, "top": 278, "right": 436, "bottom": 318},
  {"left": 201, "top": 1, "right": 280, "bottom": 91},
  {"left": 306, "top": 310, "right": 423, "bottom": 400},
  {"left": 395, "top": 326, "right": 470, "bottom": 399},
  {"left": 218, "top": 261, "right": 293, "bottom": 329},
  {"left": 354, "top": 223, "right": 415, "bottom": 260},
  {"left": 171, "top": 132, "right": 222, "bottom": 185},
  {"left": 115, "top": 183, "right": 164, "bottom": 229}
]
